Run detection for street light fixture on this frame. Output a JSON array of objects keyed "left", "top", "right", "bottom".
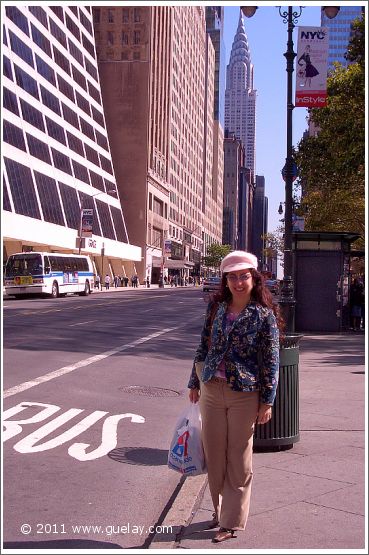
[
  {"left": 240, "top": 6, "right": 258, "bottom": 18},
  {"left": 241, "top": 6, "right": 339, "bottom": 331},
  {"left": 78, "top": 189, "right": 117, "bottom": 255},
  {"left": 322, "top": 6, "right": 341, "bottom": 19}
]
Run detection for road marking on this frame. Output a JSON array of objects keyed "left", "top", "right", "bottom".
[
  {"left": 3, "top": 327, "right": 177, "bottom": 399},
  {"left": 8, "top": 295, "right": 171, "bottom": 316},
  {"left": 3, "top": 401, "right": 145, "bottom": 460},
  {"left": 69, "top": 320, "right": 97, "bottom": 327}
]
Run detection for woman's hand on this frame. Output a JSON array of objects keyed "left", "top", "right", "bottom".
[
  {"left": 257, "top": 403, "right": 272, "bottom": 425},
  {"left": 189, "top": 388, "right": 200, "bottom": 403}
]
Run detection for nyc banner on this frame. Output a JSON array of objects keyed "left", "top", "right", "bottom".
[
  {"left": 81, "top": 209, "right": 93, "bottom": 238},
  {"left": 295, "top": 26, "right": 329, "bottom": 108}
]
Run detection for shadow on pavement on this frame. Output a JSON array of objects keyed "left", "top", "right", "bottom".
[
  {"left": 177, "top": 521, "right": 217, "bottom": 542},
  {"left": 3, "top": 539, "right": 122, "bottom": 549},
  {"left": 300, "top": 334, "right": 365, "bottom": 367}
]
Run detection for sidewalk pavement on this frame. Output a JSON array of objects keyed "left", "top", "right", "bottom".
[
  {"left": 151, "top": 332, "right": 366, "bottom": 551},
  {"left": 91, "top": 283, "right": 198, "bottom": 293}
]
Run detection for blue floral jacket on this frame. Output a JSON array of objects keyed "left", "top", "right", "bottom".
[{"left": 188, "top": 301, "right": 280, "bottom": 405}]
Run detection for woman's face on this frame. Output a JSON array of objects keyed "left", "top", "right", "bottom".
[{"left": 225, "top": 269, "right": 254, "bottom": 301}]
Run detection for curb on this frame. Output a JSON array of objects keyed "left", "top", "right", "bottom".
[
  {"left": 149, "top": 474, "right": 208, "bottom": 549},
  {"left": 2, "top": 285, "right": 202, "bottom": 299}
]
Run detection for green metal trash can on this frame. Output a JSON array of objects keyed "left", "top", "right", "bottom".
[{"left": 254, "top": 334, "right": 302, "bottom": 450}]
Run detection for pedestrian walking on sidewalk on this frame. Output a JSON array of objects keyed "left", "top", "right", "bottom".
[
  {"left": 350, "top": 278, "right": 364, "bottom": 331},
  {"left": 94, "top": 274, "right": 101, "bottom": 290},
  {"left": 104, "top": 274, "right": 111, "bottom": 290},
  {"left": 188, "top": 250, "right": 283, "bottom": 543}
]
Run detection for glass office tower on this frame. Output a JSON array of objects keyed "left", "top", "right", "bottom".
[
  {"left": 3, "top": 5, "right": 140, "bottom": 275},
  {"left": 321, "top": 6, "right": 363, "bottom": 70}
]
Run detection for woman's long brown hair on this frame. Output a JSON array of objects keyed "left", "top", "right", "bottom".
[{"left": 210, "top": 269, "right": 285, "bottom": 334}]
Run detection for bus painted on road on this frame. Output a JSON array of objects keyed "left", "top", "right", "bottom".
[{"left": 4, "top": 252, "right": 94, "bottom": 299}]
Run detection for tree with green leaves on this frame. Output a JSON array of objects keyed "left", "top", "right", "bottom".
[
  {"left": 202, "top": 243, "right": 232, "bottom": 273},
  {"left": 294, "top": 13, "right": 365, "bottom": 248},
  {"left": 263, "top": 227, "right": 284, "bottom": 267}
]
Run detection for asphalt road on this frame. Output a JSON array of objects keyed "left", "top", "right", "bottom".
[{"left": 3, "top": 288, "right": 208, "bottom": 549}]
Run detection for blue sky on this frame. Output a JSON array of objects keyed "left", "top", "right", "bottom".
[{"left": 223, "top": 5, "right": 322, "bottom": 235}]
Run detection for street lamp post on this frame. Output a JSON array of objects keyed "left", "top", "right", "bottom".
[
  {"left": 77, "top": 189, "right": 117, "bottom": 255},
  {"left": 241, "top": 5, "right": 340, "bottom": 450},
  {"left": 241, "top": 5, "right": 340, "bottom": 332},
  {"left": 242, "top": 5, "right": 302, "bottom": 331},
  {"left": 278, "top": 6, "right": 301, "bottom": 332}
]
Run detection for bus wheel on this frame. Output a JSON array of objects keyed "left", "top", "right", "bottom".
[
  {"left": 79, "top": 281, "right": 90, "bottom": 296},
  {"left": 51, "top": 281, "right": 59, "bottom": 298}
]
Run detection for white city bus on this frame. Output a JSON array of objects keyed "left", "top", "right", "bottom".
[{"left": 4, "top": 252, "right": 95, "bottom": 299}]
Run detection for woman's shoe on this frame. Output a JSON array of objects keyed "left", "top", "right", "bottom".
[
  {"left": 207, "top": 512, "right": 219, "bottom": 529},
  {"left": 212, "top": 527, "right": 237, "bottom": 543}
]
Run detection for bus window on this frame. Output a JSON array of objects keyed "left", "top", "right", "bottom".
[
  {"left": 64, "top": 258, "right": 72, "bottom": 272},
  {"left": 43, "top": 255, "right": 50, "bottom": 274},
  {"left": 5, "top": 253, "right": 43, "bottom": 277},
  {"left": 76, "top": 257, "right": 89, "bottom": 271},
  {"left": 70, "top": 257, "right": 78, "bottom": 272}
]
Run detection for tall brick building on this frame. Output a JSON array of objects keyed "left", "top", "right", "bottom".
[{"left": 93, "top": 6, "right": 223, "bottom": 282}]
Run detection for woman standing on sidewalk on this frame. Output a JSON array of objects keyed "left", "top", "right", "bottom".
[{"left": 188, "top": 251, "right": 283, "bottom": 543}]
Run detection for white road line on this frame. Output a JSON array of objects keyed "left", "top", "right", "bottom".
[
  {"left": 8, "top": 295, "right": 170, "bottom": 316},
  {"left": 3, "top": 327, "right": 177, "bottom": 399},
  {"left": 69, "top": 320, "right": 97, "bottom": 327}
]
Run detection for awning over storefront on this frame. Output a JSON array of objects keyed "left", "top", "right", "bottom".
[{"left": 152, "top": 257, "right": 195, "bottom": 269}]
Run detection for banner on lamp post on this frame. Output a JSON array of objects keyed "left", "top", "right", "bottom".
[
  {"left": 81, "top": 209, "right": 93, "bottom": 237},
  {"left": 295, "top": 26, "right": 329, "bottom": 108},
  {"left": 164, "top": 239, "right": 172, "bottom": 256}
]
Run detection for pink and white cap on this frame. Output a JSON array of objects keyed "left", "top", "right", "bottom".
[{"left": 220, "top": 251, "right": 258, "bottom": 274}]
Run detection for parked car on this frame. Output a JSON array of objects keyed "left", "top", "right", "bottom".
[
  {"left": 265, "top": 279, "right": 279, "bottom": 295},
  {"left": 203, "top": 276, "right": 221, "bottom": 292}
]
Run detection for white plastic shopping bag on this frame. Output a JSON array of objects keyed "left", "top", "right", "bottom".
[{"left": 167, "top": 403, "right": 206, "bottom": 476}]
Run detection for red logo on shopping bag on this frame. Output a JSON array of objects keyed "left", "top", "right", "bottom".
[{"left": 171, "top": 430, "right": 189, "bottom": 457}]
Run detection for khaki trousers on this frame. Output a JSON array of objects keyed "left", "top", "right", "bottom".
[{"left": 199, "top": 380, "right": 259, "bottom": 530}]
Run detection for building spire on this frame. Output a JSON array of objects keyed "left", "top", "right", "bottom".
[{"left": 229, "top": 9, "right": 251, "bottom": 65}]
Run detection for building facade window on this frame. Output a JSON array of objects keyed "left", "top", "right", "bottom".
[
  {"left": 4, "top": 157, "right": 41, "bottom": 219},
  {"left": 9, "top": 31, "right": 34, "bottom": 68},
  {"left": 26, "top": 134, "right": 52, "bottom": 165},
  {"left": 122, "top": 9, "right": 129, "bottom": 23},
  {"left": 107, "top": 31, "right": 114, "bottom": 46},
  {"left": 34, "top": 171, "right": 65, "bottom": 225},
  {"left": 3, "top": 121, "right": 27, "bottom": 151},
  {"left": 4, "top": 88, "right": 20, "bottom": 116}
]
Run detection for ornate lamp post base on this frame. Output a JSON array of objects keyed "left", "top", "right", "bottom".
[{"left": 279, "top": 275, "right": 296, "bottom": 332}]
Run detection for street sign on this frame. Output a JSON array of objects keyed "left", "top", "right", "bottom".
[{"left": 281, "top": 162, "right": 298, "bottom": 182}]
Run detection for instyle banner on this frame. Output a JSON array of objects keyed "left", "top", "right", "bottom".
[
  {"left": 295, "top": 26, "right": 329, "bottom": 108},
  {"left": 81, "top": 209, "right": 93, "bottom": 237}
]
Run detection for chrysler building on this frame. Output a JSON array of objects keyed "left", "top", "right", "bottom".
[{"left": 225, "top": 10, "right": 256, "bottom": 179}]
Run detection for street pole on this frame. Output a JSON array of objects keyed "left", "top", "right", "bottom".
[
  {"left": 78, "top": 208, "right": 83, "bottom": 255},
  {"left": 78, "top": 189, "right": 116, "bottom": 256},
  {"left": 101, "top": 242, "right": 105, "bottom": 283},
  {"left": 278, "top": 6, "right": 302, "bottom": 333},
  {"left": 159, "top": 230, "right": 166, "bottom": 288}
]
